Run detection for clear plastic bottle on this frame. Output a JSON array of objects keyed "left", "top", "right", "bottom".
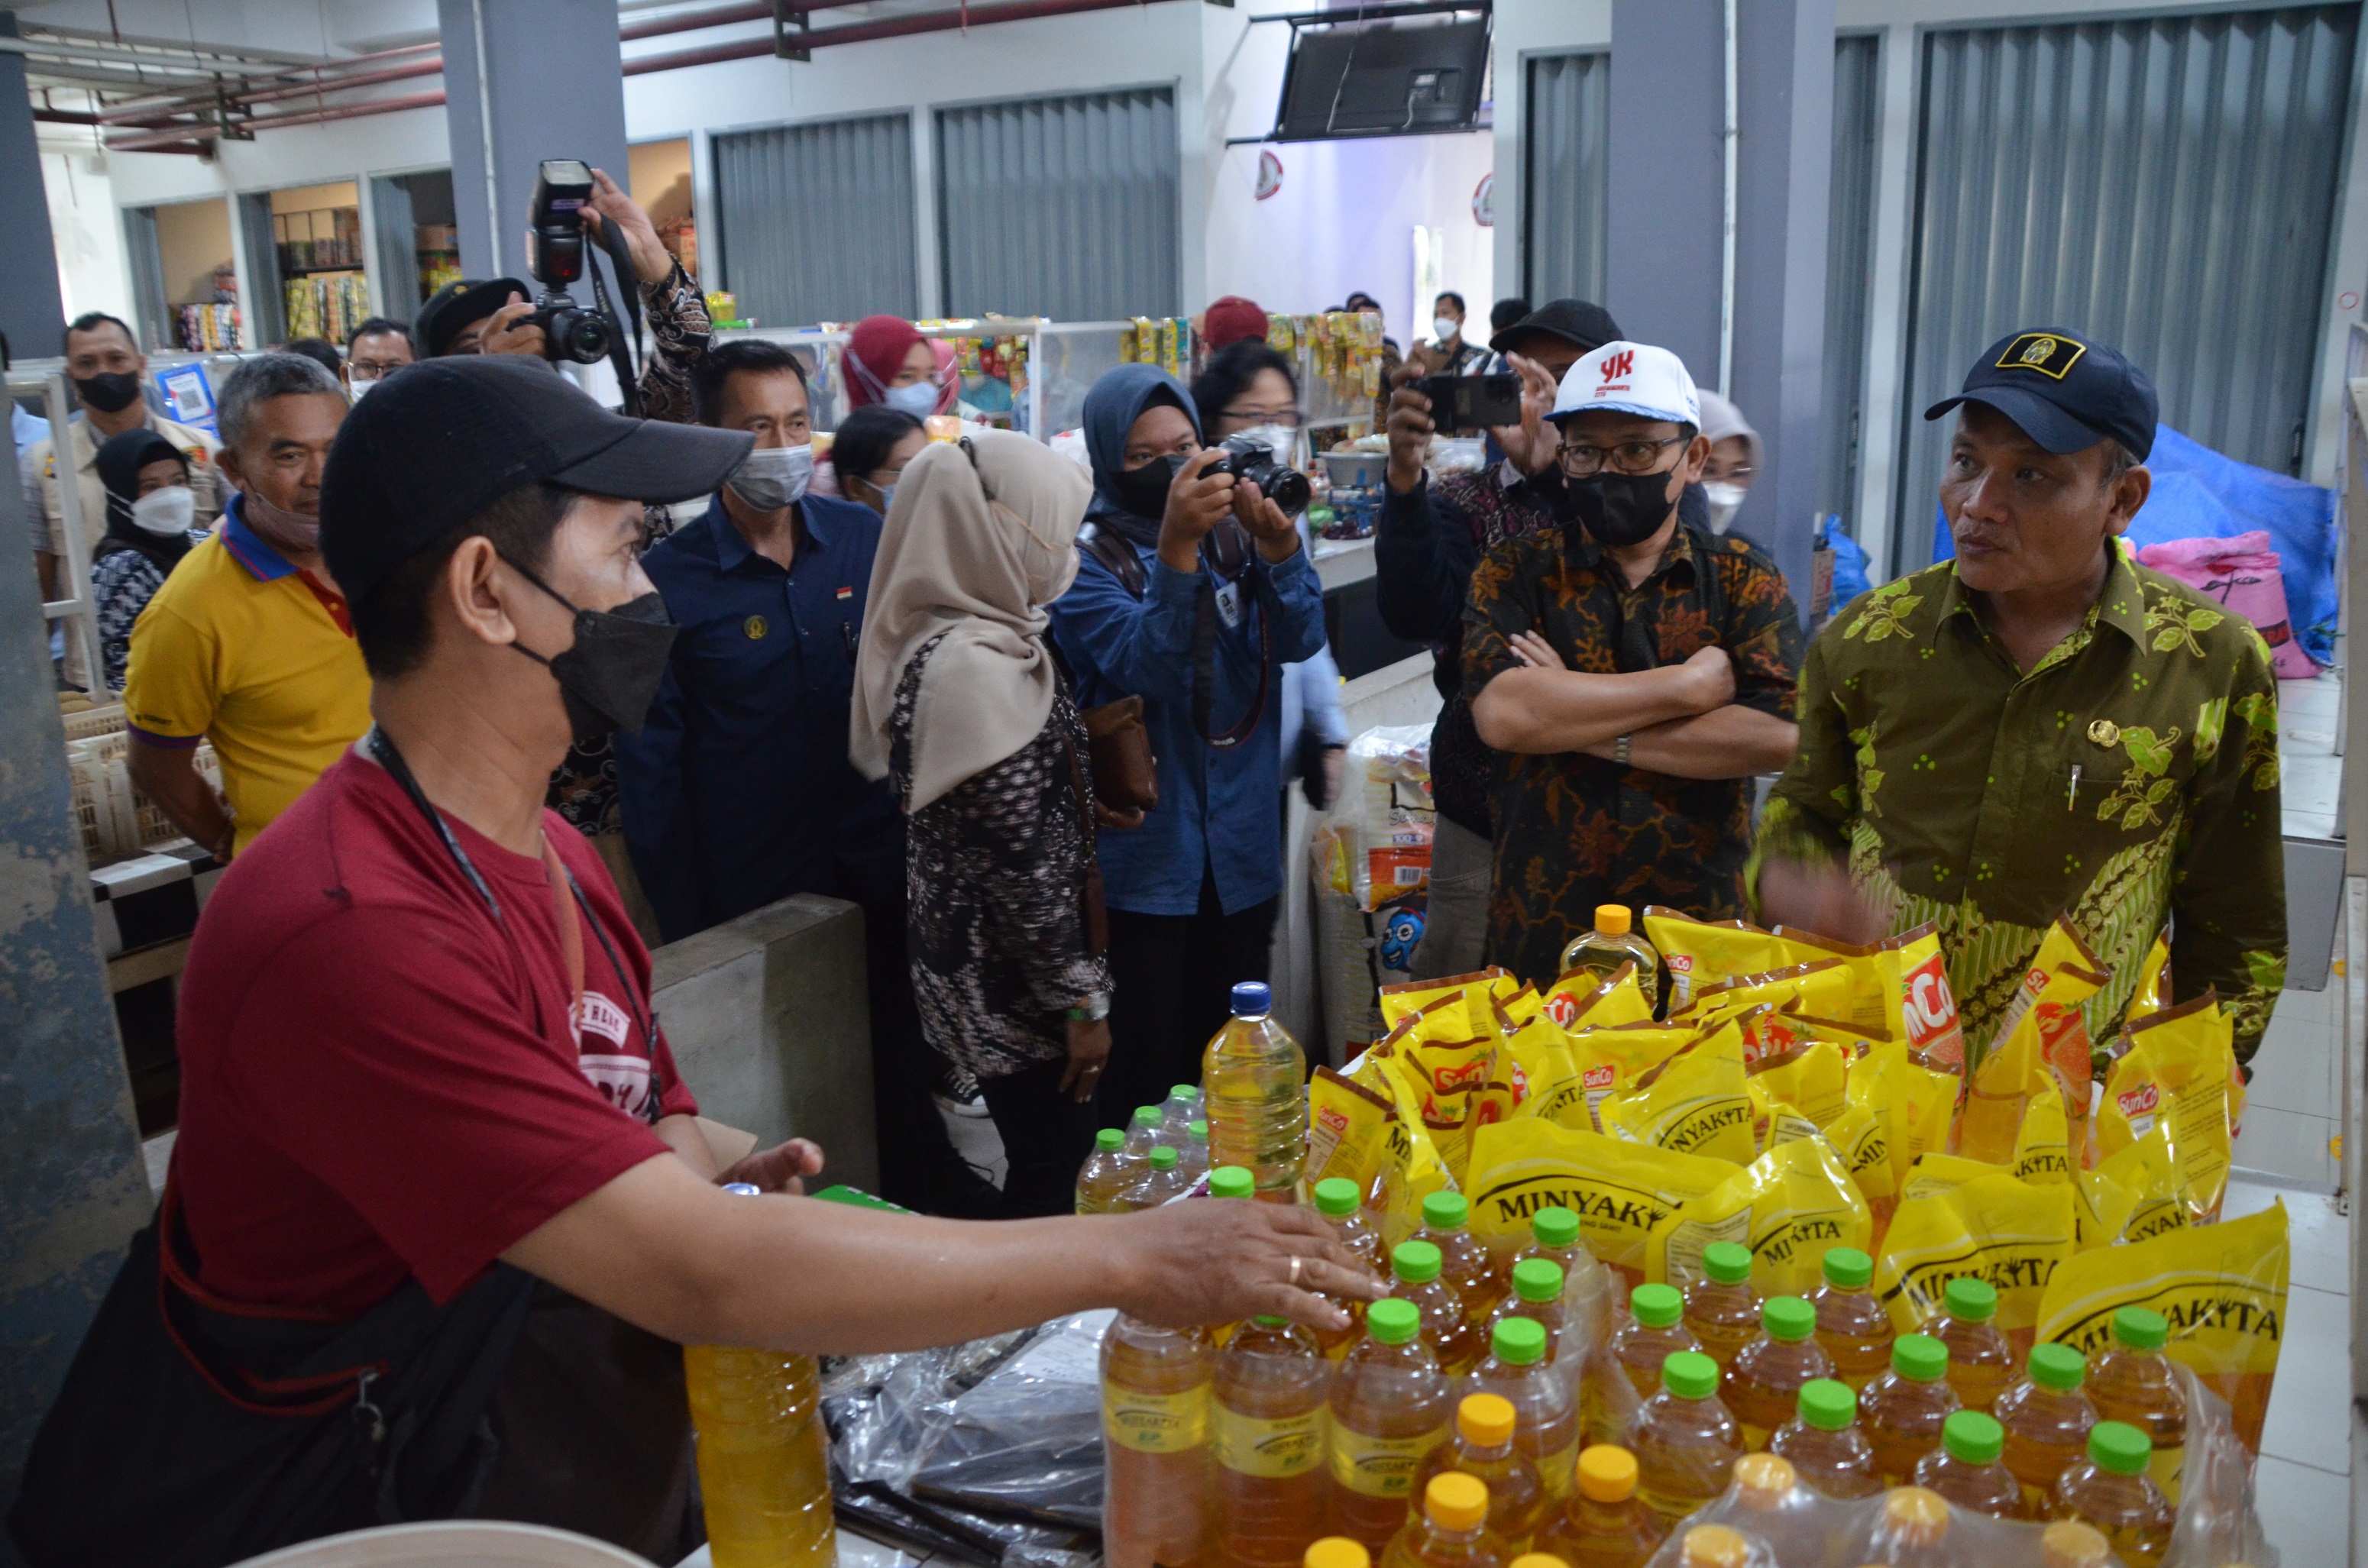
[
  {"left": 1489, "top": 1259, "right": 1568, "bottom": 1365},
  {"left": 1476, "top": 1316, "right": 1579, "bottom": 1500},
  {"left": 1418, "top": 1192, "right": 1509, "bottom": 1324},
  {"left": 2053, "top": 1419, "right": 2174, "bottom": 1568},
  {"left": 1770, "top": 1377, "right": 1879, "bottom": 1500},
  {"left": 1120, "top": 1144, "right": 1191, "bottom": 1211},
  {"left": 2084, "top": 1307, "right": 2188, "bottom": 1508},
  {"left": 1863, "top": 1486, "right": 1951, "bottom": 1566},
  {"left": 1514, "top": 1206, "right": 1611, "bottom": 1352},
  {"left": 1102, "top": 1305, "right": 1214, "bottom": 1568},
  {"left": 1163, "top": 1082, "right": 1206, "bottom": 1137},
  {"left": 1316, "top": 1177, "right": 1387, "bottom": 1272},
  {"left": 1329, "top": 1297, "right": 1452, "bottom": 1552},
  {"left": 1389, "top": 1240, "right": 1484, "bottom": 1375},
  {"left": 1807, "top": 1246, "right": 1893, "bottom": 1392},
  {"left": 1182, "top": 1120, "right": 1212, "bottom": 1184},
  {"left": 1535, "top": 1445, "right": 1668, "bottom": 1568},
  {"left": 1683, "top": 1243, "right": 1761, "bottom": 1374},
  {"left": 1724, "top": 1296, "right": 1836, "bottom": 1450},
  {"left": 1674, "top": 1524, "right": 1755, "bottom": 1568},
  {"left": 1307, "top": 1538, "right": 1373, "bottom": 1568},
  {"left": 1609, "top": 1284, "right": 1700, "bottom": 1398},
  {"left": 1928, "top": 1276, "right": 2014, "bottom": 1414},
  {"left": 1202, "top": 981, "right": 1309, "bottom": 1200},
  {"left": 1214, "top": 1314, "right": 1331, "bottom": 1568},
  {"left": 1911, "top": 1408, "right": 2019, "bottom": 1518},
  {"left": 1859, "top": 1334, "right": 1961, "bottom": 1486},
  {"left": 1996, "top": 1343, "right": 2098, "bottom": 1517},
  {"left": 1626, "top": 1350, "right": 1743, "bottom": 1528},
  {"left": 2038, "top": 1519, "right": 2114, "bottom": 1568},
  {"left": 1727, "top": 1454, "right": 1814, "bottom": 1550},
  {"left": 1381, "top": 1472, "right": 1504, "bottom": 1568},
  {"left": 1413, "top": 1392, "right": 1546, "bottom": 1553},
  {"left": 684, "top": 1191, "right": 834, "bottom": 1568},
  {"left": 1558, "top": 904, "right": 1660, "bottom": 1014},
  {"left": 1124, "top": 1104, "right": 1166, "bottom": 1158},
  {"left": 1076, "top": 1127, "right": 1135, "bottom": 1214}
]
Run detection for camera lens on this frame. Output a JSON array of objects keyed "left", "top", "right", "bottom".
[
  {"left": 559, "top": 311, "right": 613, "bottom": 365},
  {"left": 1259, "top": 462, "right": 1312, "bottom": 513}
]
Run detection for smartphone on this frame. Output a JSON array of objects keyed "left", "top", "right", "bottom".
[{"left": 1417, "top": 372, "right": 1522, "bottom": 433}]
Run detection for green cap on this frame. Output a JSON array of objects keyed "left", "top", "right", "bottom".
[
  {"left": 1940, "top": 1409, "right": 2004, "bottom": 1465},
  {"left": 1366, "top": 1298, "right": 1422, "bottom": 1345},
  {"left": 2112, "top": 1307, "right": 2169, "bottom": 1351},
  {"left": 1133, "top": 1106, "right": 1162, "bottom": 1130},
  {"left": 1422, "top": 1191, "right": 1470, "bottom": 1230},
  {"left": 1512, "top": 1258, "right": 1564, "bottom": 1304},
  {"left": 1661, "top": 1350, "right": 1719, "bottom": 1399},
  {"left": 1253, "top": 1314, "right": 1288, "bottom": 1327},
  {"left": 1702, "top": 1242, "right": 1753, "bottom": 1285},
  {"left": 1393, "top": 1240, "right": 1443, "bottom": 1284},
  {"left": 1189, "top": 1120, "right": 1209, "bottom": 1145},
  {"left": 1149, "top": 1146, "right": 1179, "bottom": 1170},
  {"left": 1943, "top": 1277, "right": 1998, "bottom": 1323},
  {"left": 1170, "top": 1085, "right": 1202, "bottom": 1104},
  {"left": 1315, "top": 1177, "right": 1362, "bottom": 1217},
  {"left": 1892, "top": 1334, "right": 1949, "bottom": 1382},
  {"left": 1095, "top": 1128, "right": 1125, "bottom": 1153},
  {"left": 2028, "top": 1343, "right": 2087, "bottom": 1392},
  {"left": 1631, "top": 1282, "right": 1684, "bottom": 1328},
  {"left": 1532, "top": 1206, "right": 1580, "bottom": 1248},
  {"left": 1822, "top": 1246, "right": 1874, "bottom": 1289},
  {"left": 1762, "top": 1296, "right": 1816, "bottom": 1343},
  {"left": 2088, "top": 1420, "right": 2153, "bottom": 1476},
  {"left": 1493, "top": 1316, "right": 1548, "bottom": 1366},
  {"left": 1209, "top": 1165, "right": 1255, "bottom": 1199},
  {"left": 1797, "top": 1379, "right": 1856, "bottom": 1432}
]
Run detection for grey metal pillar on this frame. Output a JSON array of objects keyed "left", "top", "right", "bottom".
[
  {"left": 0, "top": 12, "right": 66, "bottom": 359},
  {"left": 1606, "top": 0, "right": 1835, "bottom": 619}
]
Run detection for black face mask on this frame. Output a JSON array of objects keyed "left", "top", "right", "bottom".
[
  {"left": 1114, "top": 454, "right": 1181, "bottom": 520},
  {"left": 503, "top": 558, "right": 678, "bottom": 744},
  {"left": 74, "top": 371, "right": 142, "bottom": 415},
  {"left": 1558, "top": 467, "right": 1679, "bottom": 549}
]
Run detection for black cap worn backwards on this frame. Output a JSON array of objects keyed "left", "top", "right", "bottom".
[
  {"left": 320, "top": 355, "right": 752, "bottom": 609},
  {"left": 1925, "top": 329, "right": 2159, "bottom": 461},
  {"left": 1490, "top": 298, "right": 1623, "bottom": 358},
  {"left": 416, "top": 276, "right": 532, "bottom": 357}
]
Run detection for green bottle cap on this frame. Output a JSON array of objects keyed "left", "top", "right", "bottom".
[
  {"left": 1314, "top": 1177, "right": 1362, "bottom": 1217},
  {"left": 1940, "top": 1409, "right": 2004, "bottom": 1465},
  {"left": 1630, "top": 1282, "right": 1684, "bottom": 1328},
  {"left": 2028, "top": 1343, "right": 2087, "bottom": 1392},
  {"left": 1170, "top": 1085, "right": 1202, "bottom": 1104},
  {"left": 1512, "top": 1258, "right": 1564, "bottom": 1303},
  {"left": 2112, "top": 1307, "right": 2169, "bottom": 1351},
  {"left": 1797, "top": 1379, "right": 1856, "bottom": 1432},
  {"left": 1762, "top": 1296, "right": 1816, "bottom": 1342},
  {"left": 1702, "top": 1242, "right": 1753, "bottom": 1285},
  {"left": 1661, "top": 1350, "right": 1720, "bottom": 1400},
  {"left": 1892, "top": 1334, "right": 1949, "bottom": 1382},
  {"left": 1149, "top": 1146, "right": 1179, "bottom": 1170},
  {"left": 1366, "top": 1298, "right": 1422, "bottom": 1345},
  {"left": 1422, "top": 1191, "right": 1470, "bottom": 1230},
  {"left": 1189, "top": 1120, "right": 1209, "bottom": 1145},
  {"left": 1132, "top": 1106, "right": 1162, "bottom": 1130},
  {"left": 1209, "top": 1165, "right": 1255, "bottom": 1199},
  {"left": 1493, "top": 1315, "right": 1548, "bottom": 1366},
  {"left": 1252, "top": 1313, "right": 1289, "bottom": 1328},
  {"left": 2088, "top": 1420, "right": 2153, "bottom": 1476},
  {"left": 1822, "top": 1246, "right": 1874, "bottom": 1289},
  {"left": 1393, "top": 1240, "right": 1443, "bottom": 1284},
  {"left": 1943, "top": 1276, "right": 1998, "bottom": 1322},
  {"left": 1532, "top": 1206, "right": 1581, "bottom": 1248},
  {"left": 1095, "top": 1128, "right": 1125, "bottom": 1153}
]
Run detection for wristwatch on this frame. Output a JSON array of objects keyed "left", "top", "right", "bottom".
[
  {"left": 1067, "top": 991, "right": 1112, "bottom": 1023},
  {"left": 1613, "top": 733, "right": 1633, "bottom": 766}
]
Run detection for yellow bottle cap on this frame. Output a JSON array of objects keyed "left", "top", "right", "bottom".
[
  {"left": 1457, "top": 1392, "right": 1518, "bottom": 1447},
  {"left": 1577, "top": 1444, "right": 1639, "bottom": 1503},
  {"left": 1304, "top": 1539, "right": 1372, "bottom": 1568},
  {"left": 2040, "top": 1521, "right": 2111, "bottom": 1568},
  {"left": 1882, "top": 1486, "right": 1949, "bottom": 1547},
  {"left": 1424, "top": 1471, "right": 1489, "bottom": 1531},
  {"left": 1509, "top": 1557, "right": 1569, "bottom": 1568},
  {"left": 1594, "top": 904, "right": 1632, "bottom": 935},
  {"left": 1732, "top": 1452, "right": 1797, "bottom": 1505},
  {"left": 1680, "top": 1525, "right": 1749, "bottom": 1568}
]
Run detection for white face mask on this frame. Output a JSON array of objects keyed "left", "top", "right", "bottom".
[
  {"left": 1434, "top": 317, "right": 1461, "bottom": 344},
  {"left": 130, "top": 484, "right": 195, "bottom": 538},
  {"left": 884, "top": 382, "right": 939, "bottom": 419},
  {"left": 1240, "top": 424, "right": 1299, "bottom": 464},
  {"left": 1704, "top": 479, "right": 1748, "bottom": 535},
  {"left": 347, "top": 376, "right": 376, "bottom": 403},
  {"left": 727, "top": 442, "right": 814, "bottom": 512}
]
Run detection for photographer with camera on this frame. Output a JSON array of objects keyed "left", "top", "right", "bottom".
[{"left": 1047, "top": 364, "right": 1325, "bottom": 1128}]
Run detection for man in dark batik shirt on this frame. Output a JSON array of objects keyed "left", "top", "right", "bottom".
[{"left": 1464, "top": 340, "right": 1803, "bottom": 988}]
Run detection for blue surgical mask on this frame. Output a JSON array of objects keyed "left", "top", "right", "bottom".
[
  {"left": 884, "top": 382, "right": 938, "bottom": 419},
  {"left": 874, "top": 481, "right": 897, "bottom": 515}
]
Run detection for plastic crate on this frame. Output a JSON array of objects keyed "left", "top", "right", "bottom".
[
  {"left": 75, "top": 733, "right": 221, "bottom": 861},
  {"left": 66, "top": 754, "right": 111, "bottom": 862},
  {"left": 61, "top": 703, "right": 125, "bottom": 743}
]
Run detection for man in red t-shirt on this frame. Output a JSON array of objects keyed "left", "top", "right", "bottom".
[{"left": 11, "top": 357, "right": 1376, "bottom": 1568}]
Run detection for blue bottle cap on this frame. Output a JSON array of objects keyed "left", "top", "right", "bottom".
[{"left": 1231, "top": 981, "right": 1272, "bottom": 1016}]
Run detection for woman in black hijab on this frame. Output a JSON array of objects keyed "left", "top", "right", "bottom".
[{"left": 91, "top": 427, "right": 198, "bottom": 692}]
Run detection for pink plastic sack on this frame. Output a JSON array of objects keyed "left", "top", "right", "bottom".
[{"left": 2135, "top": 530, "right": 2319, "bottom": 679}]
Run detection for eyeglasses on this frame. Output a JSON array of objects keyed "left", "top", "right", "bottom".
[
  {"left": 1556, "top": 434, "right": 1687, "bottom": 478},
  {"left": 1220, "top": 406, "right": 1305, "bottom": 429}
]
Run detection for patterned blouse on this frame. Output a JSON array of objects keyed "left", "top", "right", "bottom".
[
  {"left": 891, "top": 633, "right": 1112, "bottom": 1081},
  {"left": 93, "top": 542, "right": 181, "bottom": 693}
]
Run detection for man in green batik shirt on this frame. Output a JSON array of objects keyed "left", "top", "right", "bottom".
[{"left": 1752, "top": 329, "right": 2286, "bottom": 1067}]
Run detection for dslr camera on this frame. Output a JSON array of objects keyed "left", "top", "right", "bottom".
[
  {"left": 1207, "top": 433, "right": 1312, "bottom": 513},
  {"left": 522, "top": 159, "right": 616, "bottom": 366}
]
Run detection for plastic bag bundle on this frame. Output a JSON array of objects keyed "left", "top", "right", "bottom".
[
  {"left": 909, "top": 1311, "right": 1114, "bottom": 1528},
  {"left": 1321, "top": 725, "right": 1435, "bottom": 911}
]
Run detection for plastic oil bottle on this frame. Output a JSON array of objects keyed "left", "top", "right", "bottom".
[
  {"left": 1076, "top": 1127, "right": 1136, "bottom": 1214},
  {"left": 1202, "top": 981, "right": 1309, "bottom": 1201},
  {"left": 1995, "top": 1343, "right": 2098, "bottom": 1516},
  {"left": 2038, "top": 1520, "right": 2115, "bottom": 1568},
  {"left": 1417, "top": 1192, "right": 1509, "bottom": 1325},
  {"left": 1488, "top": 1259, "right": 1568, "bottom": 1363},
  {"left": 1514, "top": 1206, "right": 1611, "bottom": 1350},
  {"left": 1328, "top": 1297, "right": 1451, "bottom": 1553},
  {"left": 1928, "top": 1276, "right": 2014, "bottom": 1414},
  {"left": 1102, "top": 1298, "right": 1215, "bottom": 1568},
  {"left": 1859, "top": 1333, "right": 1960, "bottom": 1486},
  {"left": 1535, "top": 1445, "right": 1668, "bottom": 1568},
  {"left": 1671, "top": 1526, "right": 1755, "bottom": 1568},
  {"left": 1475, "top": 1316, "right": 1579, "bottom": 1499},
  {"left": 1182, "top": 1120, "right": 1211, "bottom": 1185},
  {"left": 1163, "top": 1082, "right": 1205, "bottom": 1136},
  {"left": 684, "top": 1189, "right": 835, "bottom": 1568},
  {"left": 1121, "top": 1144, "right": 1192, "bottom": 1211},
  {"left": 1863, "top": 1486, "right": 1952, "bottom": 1566},
  {"left": 1807, "top": 1246, "right": 1893, "bottom": 1391},
  {"left": 1911, "top": 1408, "right": 2020, "bottom": 1518},
  {"left": 2052, "top": 1421, "right": 2174, "bottom": 1568},
  {"left": 1389, "top": 1241, "right": 1483, "bottom": 1375},
  {"left": 1768, "top": 1378, "right": 1879, "bottom": 1499},
  {"left": 2084, "top": 1307, "right": 2187, "bottom": 1507},
  {"left": 1381, "top": 1472, "right": 1502, "bottom": 1568},
  {"left": 1308, "top": 1539, "right": 1373, "bottom": 1568},
  {"left": 1412, "top": 1392, "right": 1545, "bottom": 1552},
  {"left": 1558, "top": 904, "right": 1660, "bottom": 1014},
  {"left": 1626, "top": 1350, "right": 1743, "bottom": 1528},
  {"left": 1213, "top": 1314, "right": 1331, "bottom": 1568},
  {"left": 1316, "top": 1177, "right": 1387, "bottom": 1272},
  {"left": 1682, "top": 1243, "right": 1761, "bottom": 1374},
  {"left": 1723, "top": 1296, "right": 1836, "bottom": 1450}
]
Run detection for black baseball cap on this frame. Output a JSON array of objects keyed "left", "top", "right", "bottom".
[
  {"left": 1925, "top": 328, "right": 2158, "bottom": 460},
  {"left": 1490, "top": 298, "right": 1622, "bottom": 358},
  {"left": 416, "top": 276, "right": 532, "bottom": 357},
  {"left": 320, "top": 355, "right": 752, "bottom": 608}
]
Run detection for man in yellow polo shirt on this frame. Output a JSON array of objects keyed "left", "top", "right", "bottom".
[{"left": 123, "top": 354, "right": 368, "bottom": 859}]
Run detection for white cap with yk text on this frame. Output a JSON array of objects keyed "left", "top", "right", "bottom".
[{"left": 1551, "top": 339, "right": 1700, "bottom": 428}]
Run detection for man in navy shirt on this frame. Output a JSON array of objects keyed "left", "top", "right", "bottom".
[{"left": 616, "top": 339, "right": 991, "bottom": 1214}]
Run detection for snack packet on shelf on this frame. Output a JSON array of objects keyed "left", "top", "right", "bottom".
[
  {"left": 1307, "top": 1066, "right": 1396, "bottom": 1199},
  {"left": 1541, "top": 958, "right": 1654, "bottom": 1033},
  {"left": 1597, "top": 1014, "right": 1756, "bottom": 1165},
  {"left": 2099, "top": 994, "right": 2241, "bottom": 1223},
  {"left": 1958, "top": 918, "right": 2109, "bottom": 1165},
  {"left": 1642, "top": 906, "right": 1781, "bottom": 1012},
  {"left": 1464, "top": 1118, "right": 1736, "bottom": 1288},
  {"left": 1768, "top": 924, "right": 1893, "bottom": 1037},
  {"left": 1647, "top": 1136, "right": 1871, "bottom": 1297},
  {"left": 2072, "top": 1122, "right": 2189, "bottom": 1249},
  {"left": 1875, "top": 1169, "right": 2077, "bottom": 1357},
  {"left": 1559, "top": 1019, "right": 1697, "bottom": 1132}
]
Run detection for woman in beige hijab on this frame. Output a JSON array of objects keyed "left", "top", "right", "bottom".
[{"left": 850, "top": 429, "right": 1114, "bottom": 1217}]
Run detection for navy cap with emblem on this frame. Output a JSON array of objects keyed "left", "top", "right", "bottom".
[{"left": 1924, "top": 329, "right": 2159, "bottom": 461}]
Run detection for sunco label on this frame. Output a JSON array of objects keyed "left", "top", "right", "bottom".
[
  {"left": 1326, "top": 1423, "right": 1445, "bottom": 1497},
  {"left": 1104, "top": 1383, "right": 1210, "bottom": 1454},
  {"left": 1212, "top": 1404, "right": 1325, "bottom": 1479},
  {"left": 1901, "top": 949, "right": 1965, "bottom": 1070}
]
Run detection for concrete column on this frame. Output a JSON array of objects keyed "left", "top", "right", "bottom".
[
  {"left": 0, "top": 11, "right": 66, "bottom": 357},
  {"left": 1605, "top": 0, "right": 1835, "bottom": 617}
]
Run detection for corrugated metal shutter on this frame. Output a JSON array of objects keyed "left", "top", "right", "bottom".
[
  {"left": 1896, "top": 6, "right": 2357, "bottom": 569},
  {"left": 238, "top": 192, "right": 284, "bottom": 348},
  {"left": 370, "top": 176, "right": 418, "bottom": 317},
  {"left": 1820, "top": 34, "right": 1881, "bottom": 527},
  {"left": 1522, "top": 51, "right": 1610, "bottom": 305},
  {"left": 124, "top": 207, "right": 167, "bottom": 352},
  {"left": 716, "top": 113, "right": 917, "bottom": 328},
  {"left": 936, "top": 88, "right": 1178, "bottom": 320}
]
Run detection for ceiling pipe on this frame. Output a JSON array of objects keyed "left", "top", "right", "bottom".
[
  {"left": 105, "top": 89, "right": 448, "bottom": 152},
  {"left": 32, "top": 107, "right": 102, "bottom": 125},
  {"left": 623, "top": 0, "right": 1165, "bottom": 74},
  {"left": 619, "top": 3, "right": 777, "bottom": 42}
]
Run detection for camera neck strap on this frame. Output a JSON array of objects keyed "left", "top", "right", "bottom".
[
  {"left": 587, "top": 221, "right": 645, "bottom": 419},
  {"left": 1190, "top": 528, "right": 1279, "bottom": 752}
]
